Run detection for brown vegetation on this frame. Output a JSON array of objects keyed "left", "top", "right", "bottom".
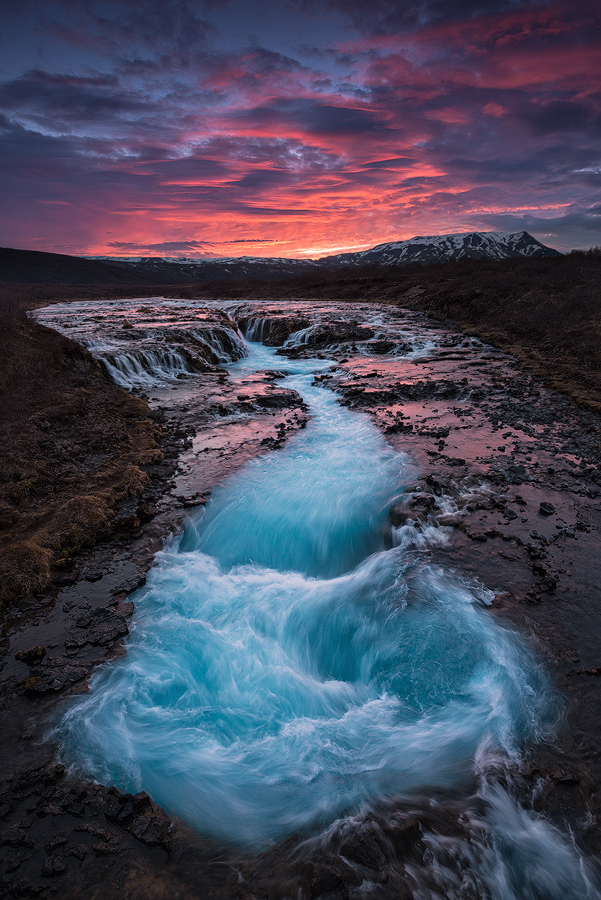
[{"left": 0, "top": 291, "right": 161, "bottom": 605}]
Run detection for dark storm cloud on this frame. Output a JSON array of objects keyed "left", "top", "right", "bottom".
[
  {"left": 478, "top": 204, "right": 601, "bottom": 249},
  {"left": 522, "top": 100, "right": 599, "bottom": 136},
  {"left": 230, "top": 98, "right": 389, "bottom": 136},
  {"left": 234, "top": 169, "right": 298, "bottom": 189},
  {"left": 107, "top": 237, "right": 276, "bottom": 252},
  {"left": 107, "top": 239, "right": 212, "bottom": 251},
  {"left": 443, "top": 148, "right": 575, "bottom": 181},
  {"left": 293, "top": 0, "right": 544, "bottom": 34},
  {"left": 0, "top": 68, "right": 149, "bottom": 129},
  {"left": 362, "top": 158, "right": 417, "bottom": 169},
  {"left": 49, "top": 0, "right": 215, "bottom": 66}
]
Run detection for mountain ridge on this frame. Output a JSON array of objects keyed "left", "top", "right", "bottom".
[{"left": 1, "top": 231, "right": 562, "bottom": 284}]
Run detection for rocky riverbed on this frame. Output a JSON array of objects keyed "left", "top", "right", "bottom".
[{"left": 1, "top": 298, "right": 601, "bottom": 899}]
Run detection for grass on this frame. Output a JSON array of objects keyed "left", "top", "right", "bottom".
[{"left": 0, "top": 289, "right": 161, "bottom": 605}]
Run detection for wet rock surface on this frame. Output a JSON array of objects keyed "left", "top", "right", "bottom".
[{"left": 2, "top": 298, "right": 601, "bottom": 897}]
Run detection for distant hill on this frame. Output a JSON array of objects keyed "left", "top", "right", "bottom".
[
  {"left": 0, "top": 247, "right": 183, "bottom": 285},
  {"left": 1, "top": 231, "right": 561, "bottom": 285}
]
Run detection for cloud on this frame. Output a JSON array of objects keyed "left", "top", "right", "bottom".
[
  {"left": 294, "top": 0, "right": 545, "bottom": 35},
  {"left": 477, "top": 204, "right": 601, "bottom": 250},
  {"left": 362, "top": 157, "right": 416, "bottom": 168},
  {"left": 47, "top": 0, "right": 216, "bottom": 67},
  {"left": 230, "top": 98, "right": 390, "bottom": 136},
  {"left": 107, "top": 239, "right": 210, "bottom": 252},
  {"left": 523, "top": 99, "right": 595, "bottom": 135},
  {"left": 0, "top": 0, "right": 600, "bottom": 255},
  {"left": 0, "top": 68, "right": 153, "bottom": 136}
]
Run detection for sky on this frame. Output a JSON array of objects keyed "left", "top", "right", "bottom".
[{"left": 0, "top": 0, "right": 600, "bottom": 258}]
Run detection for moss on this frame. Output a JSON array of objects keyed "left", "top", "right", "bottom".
[
  {"left": 119, "top": 465, "right": 151, "bottom": 498},
  {"left": 0, "top": 541, "right": 52, "bottom": 603},
  {"left": 136, "top": 448, "right": 164, "bottom": 465},
  {"left": 51, "top": 494, "right": 114, "bottom": 550}
]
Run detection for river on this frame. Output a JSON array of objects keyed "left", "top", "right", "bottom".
[{"left": 33, "top": 298, "right": 601, "bottom": 899}]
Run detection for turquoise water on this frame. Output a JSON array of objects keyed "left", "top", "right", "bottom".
[{"left": 55, "top": 339, "right": 598, "bottom": 895}]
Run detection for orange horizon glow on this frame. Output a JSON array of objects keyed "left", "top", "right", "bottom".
[{"left": 1, "top": 0, "right": 600, "bottom": 256}]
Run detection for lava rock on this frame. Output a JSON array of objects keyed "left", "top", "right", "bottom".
[
  {"left": 42, "top": 855, "right": 66, "bottom": 876},
  {"left": 44, "top": 833, "right": 68, "bottom": 854},
  {"left": 539, "top": 502, "right": 556, "bottom": 516},
  {"left": 15, "top": 646, "right": 46, "bottom": 664}
]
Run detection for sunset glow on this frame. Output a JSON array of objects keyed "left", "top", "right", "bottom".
[{"left": 1, "top": 0, "right": 600, "bottom": 256}]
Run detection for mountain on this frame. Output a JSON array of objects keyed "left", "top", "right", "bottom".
[
  {"left": 88, "top": 231, "right": 561, "bottom": 282},
  {"left": 1, "top": 232, "right": 561, "bottom": 285},
  {"left": 326, "top": 230, "right": 563, "bottom": 266}
]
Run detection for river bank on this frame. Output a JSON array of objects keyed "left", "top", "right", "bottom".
[{"left": 1, "top": 298, "right": 601, "bottom": 898}]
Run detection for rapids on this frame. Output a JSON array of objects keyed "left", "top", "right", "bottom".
[{"left": 54, "top": 335, "right": 600, "bottom": 897}]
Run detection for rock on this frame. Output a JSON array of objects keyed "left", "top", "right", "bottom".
[
  {"left": 127, "top": 814, "right": 166, "bottom": 847},
  {"left": 42, "top": 855, "right": 66, "bottom": 876},
  {"left": 551, "top": 771, "right": 579, "bottom": 785},
  {"left": 93, "top": 841, "right": 119, "bottom": 856},
  {"left": 409, "top": 493, "right": 437, "bottom": 510},
  {"left": 389, "top": 504, "right": 416, "bottom": 527},
  {"left": 253, "top": 390, "right": 304, "bottom": 410},
  {"left": 84, "top": 570, "right": 103, "bottom": 582},
  {"left": 5, "top": 852, "right": 21, "bottom": 873},
  {"left": 65, "top": 801, "right": 86, "bottom": 817},
  {"left": 539, "top": 502, "right": 556, "bottom": 516},
  {"left": 136, "top": 503, "right": 157, "bottom": 521},
  {"left": 44, "top": 833, "right": 68, "bottom": 854},
  {"left": 437, "top": 514, "right": 462, "bottom": 527},
  {"left": 339, "top": 832, "right": 386, "bottom": 870},
  {"left": 368, "top": 339, "right": 397, "bottom": 354},
  {"left": 15, "top": 646, "right": 46, "bottom": 664},
  {"left": 385, "top": 819, "right": 422, "bottom": 859},
  {"left": 446, "top": 456, "right": 466, "bottom": 467},
  {"left": 114, "top": 515, "right": 141, "bottom": 532},
  {"left": 66, "top": 843, "right": 88, "bottom": 860},
  {"left": 1, "top": 829, "right": 34, "bottom": 849},
  {"left": 85, "top": 614, "right": 129, "bottom": 647},
  {"left": 132, "top": 791, "right": 151, "bottom": 812},
  {"left": 466, "top": 529, "right": 488, "bottom": 542},
  {"left": 75, "top": 824, "right": 113, "bottom": 842}
]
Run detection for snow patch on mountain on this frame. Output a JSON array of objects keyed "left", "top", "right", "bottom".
[{"left": 85, "top": 231, "right": 561, "bottom": 281}]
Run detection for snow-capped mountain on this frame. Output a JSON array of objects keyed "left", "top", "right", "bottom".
[
  {"left": 85, "top": 231, "right": 561, "bottom": 282},
  {"left": 328, "top": 231, "right": 562, "bottom": 266}
]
